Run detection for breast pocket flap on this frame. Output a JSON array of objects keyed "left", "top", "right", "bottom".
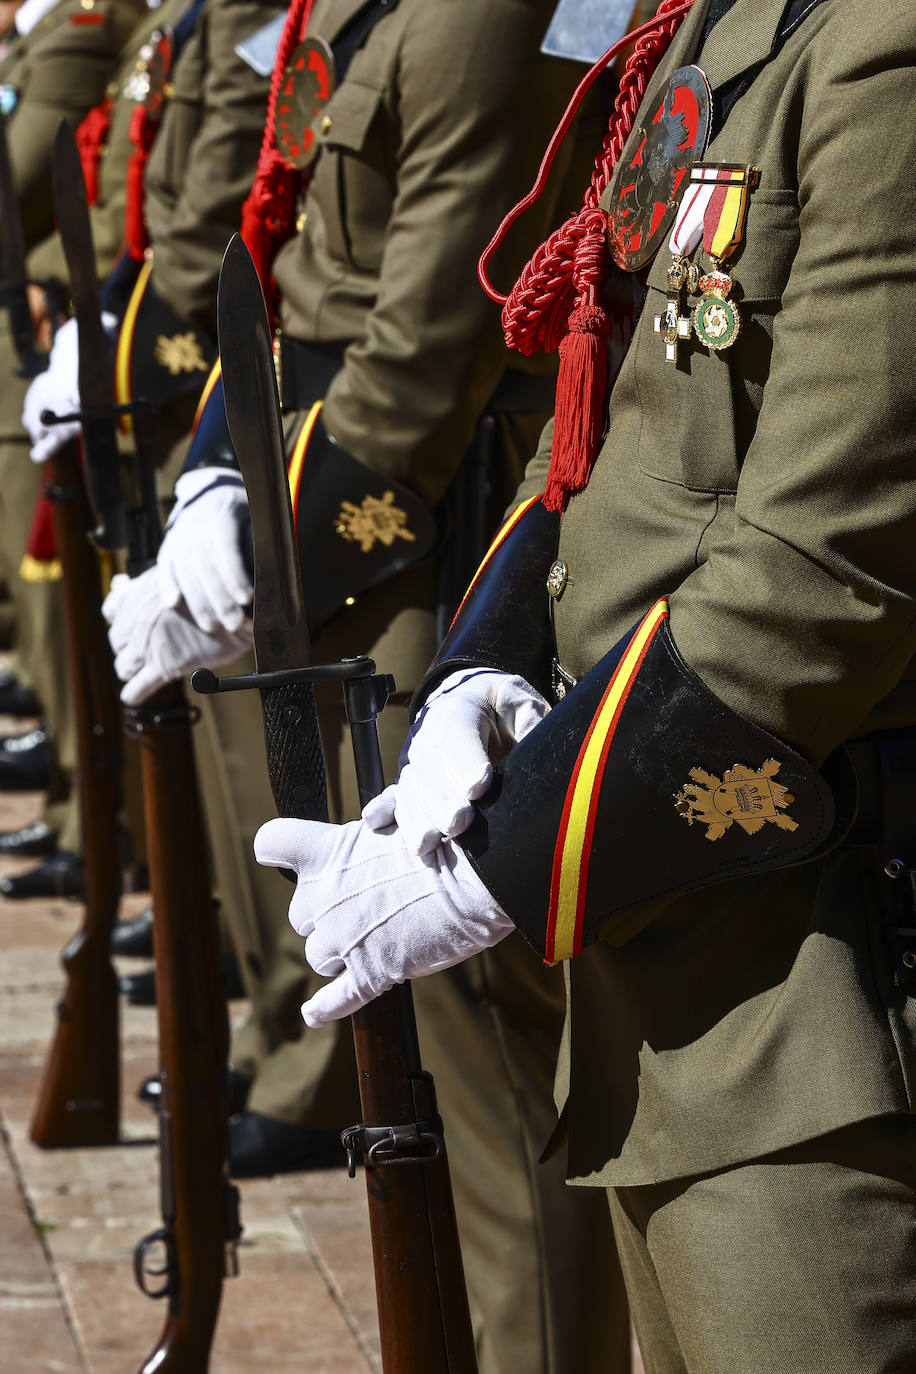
[{"left": 315, "top": 80, "right": 384, "bottom": 155}]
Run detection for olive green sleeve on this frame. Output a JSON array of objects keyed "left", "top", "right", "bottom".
[
  {"left": 7, "top": 0, "right": 143, "bottom": 246},
  {"left": 510, "top": 417, "right": 553, "bottom": 510},
  {"left": 145, "top": 0, "right": 286, "bottom": 335},
  {"left": 670, "top": 3, "right": 916, "bottom": 764},
  {"left": 321, "top": 0, "right": 586, "bottom": 507}
]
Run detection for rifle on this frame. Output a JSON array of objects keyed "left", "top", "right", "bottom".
[
  {"left": 33, "top": 123, "right": 240, "bottom": 1367},
  {"left": 26, "top": 124, "right": 124, "bottom": 1150},
  {"left": 119, "top": 394, "right": 241, "bottom": 1374},
  {"left": 193, "top": 236, "right": 477, "bottom": 1373}
]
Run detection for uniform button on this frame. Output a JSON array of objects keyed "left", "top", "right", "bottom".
[
  {"left": 80, "top": 0, "right": 95, "bottom": 9},
  {"left": 546, "top": 559, "right": 569, "bottom": 598},
  {"left": 320, "top": 114, "right": 332, "bottom": 135}
]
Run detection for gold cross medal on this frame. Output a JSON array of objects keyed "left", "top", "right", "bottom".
[
  {"left": 652, "top": 157, "right": 718, "bottom": 362},
  {"left": 689, "top": 163, "right": 758, "bottom": 352}
]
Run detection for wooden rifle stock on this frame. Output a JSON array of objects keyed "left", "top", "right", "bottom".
[
  {"left": 29, "top": 440, "right": 123, "bottom": 1148},
  {"left": 350, "top": 991, "right": 477, "bottom": 1373},
  {"left": 332, "top": 675, "right": 477, "bottom": 1373},
  {"left": 127, "top": 679, "right": 240, "bottom": 1374}
]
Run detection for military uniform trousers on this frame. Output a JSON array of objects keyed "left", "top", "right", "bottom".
[
  {"left": 0, "top": 323, "right": 77, "bottom": 847},
  {"left": 193, "top": 403, "right": 630, "bottom": 1374},
  {"left": 608, "top": 1112, "right": 916, "bottom": 1374}
]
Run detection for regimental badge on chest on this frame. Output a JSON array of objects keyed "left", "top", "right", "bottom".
[
  {"left": 274, "top": 35, "right": 336, "bottom": 171},
  {"left": 606, "top": 66, "right": 712, "bottom": 271}
]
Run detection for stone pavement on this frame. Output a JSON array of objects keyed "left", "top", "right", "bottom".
[
  {"left": 0, "top": 749, "right": 380, "bottom": 1374},
  {"left": 0, "top": 712, "right": 645, "bottom": 1374}
]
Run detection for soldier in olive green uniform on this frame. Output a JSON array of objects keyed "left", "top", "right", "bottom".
[
  {"left": 0, "top": 0, "right": 144, "bottom": 863},
  {"left": 103, "top": 2, "right": 630, "bottom": 1370},
  {"left": 254, "top": 0, "right": 916, "bottom": 1369}
]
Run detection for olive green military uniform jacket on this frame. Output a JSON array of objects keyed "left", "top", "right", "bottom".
[
  {"left": 26, "top": 0, "right": 190, "bottom": 287},
  {"left": 510, "top": 0, "right": 916, "bottom": 1186},
  {"left": 144, "top": 0, "right": 287, "bottom": 337},
  {"left": 0, "top": 0, "right": 143, "bottom": 246},
  {"left": 274, "top": 0, "right": 595, "bottom": 508}
]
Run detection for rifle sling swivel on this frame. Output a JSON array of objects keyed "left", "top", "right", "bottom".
[{"left": 341, "top": 1118, "right": 444, "bottom": 1178}]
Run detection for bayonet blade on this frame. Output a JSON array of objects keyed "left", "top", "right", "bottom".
[
  {"left": 51, "top": 119, "right": 128, "bottom": 550},
  {"left": 217, "top": 234, "right": 311, "bottom": 675},
  {"left": 216, "top": 235, "right": 326, "bottom": 823},
  {"left": 0, "top": 113, "right": 43, "bottom": 377}
]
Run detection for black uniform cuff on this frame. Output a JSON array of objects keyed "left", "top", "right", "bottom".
[{"left": 460, "top": 601, "right": 851, "bottom": 964}]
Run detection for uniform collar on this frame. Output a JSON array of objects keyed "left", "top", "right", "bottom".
[
  {"left": 313, "top": 0, "right": 379, "bottom": 47},
  {"left": 693, "top": 0, "right": 795, "bottom": 91},
  {"left": 15, "top": 0, "right": 63, "bottom": 35}
]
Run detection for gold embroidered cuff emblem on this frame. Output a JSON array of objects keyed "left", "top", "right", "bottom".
[
  {"left": 154, "top": 333, "right": 209, "bottom": 376},
  {"left": 674, "top": 759, "right": 798, "bottom": 842},
  {"left": 334, "top": 492, "right": 416, "bottom": 554}
]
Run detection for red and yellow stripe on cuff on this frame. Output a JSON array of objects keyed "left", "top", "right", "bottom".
[
  {"left": 448, "top": 495, "right": 541, "bottom": 631},
  {"left": 545, "top": 599, "right": 669, "bottom": 965},
  {"left": 287, "top": 400, "right": 324, "bottom": 530},
  {"left": 113, "top": 258, "right": 153, "bottom": 433},
  {"left": 191, "top": 357, "right": 222, "bottom": 433}
]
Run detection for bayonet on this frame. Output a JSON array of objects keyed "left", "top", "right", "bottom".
[
  {"left": 0, "top": 112, "right": 43, "bottom": 377},
  {"left": 212, "top": 232, "right": 327, "bottom": 822},
  {"left": 49, "top": 120, "right": 128, "bottom": 551}
]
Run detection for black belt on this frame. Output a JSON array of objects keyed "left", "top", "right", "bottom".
[
  {"left": 278, "top": 333, "right": 556, "bottom": 418},
  {"left": 842, "top": 739, "right": 883, "bottom": 846},
  {"left": 278, "top": 337, "right": 344, "bottom": 412}
]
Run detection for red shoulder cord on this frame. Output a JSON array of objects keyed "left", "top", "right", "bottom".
[
  {"left": 240, "top": 0, "right": 317, "bottom": 311},
  {"left": 75, "top": 97, "right": 113, "bottom": 206},
  {"left": 124, "top": 97, "right": 164, "bottom": 261},
  {"left": 479, "top": 0, "right": 696, "bottom": 512}
]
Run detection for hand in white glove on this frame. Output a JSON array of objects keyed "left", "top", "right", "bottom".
[
  {"left": 102, "top": 566, "right": 252, "bottom": 705},
  {"left": 157, "top": 467, "right": 253, "bottom": 633},
  {"left": 254, "top": 817, "right": 513, "bottom": 1026},
  {"left": 22, "top": 317, "right": 80, "bottom": 463},
  {"left": 362, "top": 669, "right": 549, "bottom": 855}
]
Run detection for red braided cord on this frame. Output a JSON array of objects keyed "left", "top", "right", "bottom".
[
  {"left": 239, "top": 0, "right": 315, "bottom": 290},
  {"left": 478, "top": 0, "right": 695, "bottom": 356},
  {"left": 124, "top": 102, "right": 162, "bottom": 259},
  {"left": 75, "top": 97, "right": 113, "bottom": 207}
]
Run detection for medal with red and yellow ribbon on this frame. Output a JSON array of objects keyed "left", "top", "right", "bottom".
[{"left": 690, "top": 162, "right": 757, "bottom": 351}]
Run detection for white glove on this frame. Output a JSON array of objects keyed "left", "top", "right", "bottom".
[
  {"left": 157, "top": 467, "right": 253, "bottom": 633},
  {"left": 362, "top": 669, "right": 549, "bottom": 855},
  {"left": 102, "top": 566, "right": 252, "bottom": 705},
  {"left": 254, "top": 817, "right": 514, "bottom": 1026},
  {"left": 22, "top": 317, "right": 80, "bottom": 462}
]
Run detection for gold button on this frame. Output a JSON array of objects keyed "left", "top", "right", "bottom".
[
  {"left": 80, "top": 0, "right": 95, "bottom": 10},
  {"left": 295, "top": 210, "right": 307, "bottom": 233},
  {"left": 546, "top": 559, "right": 569, "bottom": 599},
  {"left": 320, "top": 114, "right": 332, "bottom": 135}
]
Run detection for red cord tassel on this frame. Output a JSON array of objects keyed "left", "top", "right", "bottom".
[{"left": 544, "top": 303, "right": 610, "bottom": 511}]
